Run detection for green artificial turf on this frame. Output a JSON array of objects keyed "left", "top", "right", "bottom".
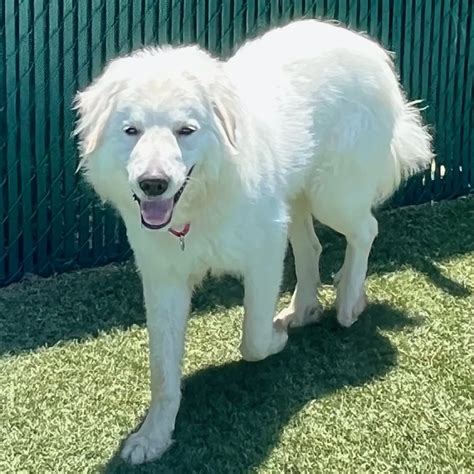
[{"left": 0, "top": 197, "right": 473, "bottom": 473}]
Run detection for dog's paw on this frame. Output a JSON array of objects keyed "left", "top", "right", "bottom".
[
  {"left": 337, "top": 292, "right": 367, "bottom": 328},
  {"left": 121, "top": 432, "right": 173, "bottom": 465},
  {"left": 240, "top": 327, "right": 288, "bottom": 361},
  {"left": 269, "top": 326, "right": 289, "bottom": 354},
  {"left": 274, "top": 303, "right": 322, "bottom": 330}
]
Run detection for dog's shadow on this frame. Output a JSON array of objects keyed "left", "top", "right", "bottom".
[{"left": 103, "top": 303, "right": 418, "bottom": 473}]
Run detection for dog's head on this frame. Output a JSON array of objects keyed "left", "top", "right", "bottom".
[{"left": 74, "top": 46, "right": 239, "bottom": 230}]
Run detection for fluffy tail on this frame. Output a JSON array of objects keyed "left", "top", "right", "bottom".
[{"left": 391, "top": 100, "right": 434, "bottom": 187}]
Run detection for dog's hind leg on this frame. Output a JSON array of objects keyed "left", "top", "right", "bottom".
[
  {"left": 274, "top": 196, "right": 323, "bottom": 329},
  {"left": 240, "top": 223, "right": 289, "bottom": 362},
  {"left": 333, "top": 214, "right": 376, "bottom": 327},
  {"left": 309, "top": 186, "right": 378, "bottom": 328}
]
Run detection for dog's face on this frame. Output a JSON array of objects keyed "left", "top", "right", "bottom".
[{"left": 75, "top": 47, "right": 238, "bottom": 230}]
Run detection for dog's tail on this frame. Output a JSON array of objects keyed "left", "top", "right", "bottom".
[{"left": 391, "top": 100, "right": 434, "bottom": 188}]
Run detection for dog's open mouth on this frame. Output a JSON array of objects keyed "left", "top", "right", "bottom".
[{"left": 133, "top": 166, "right": 194, "bottom": 230}]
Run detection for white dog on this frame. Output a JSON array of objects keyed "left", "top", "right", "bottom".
[{"left": 75, "top": 20, "right": 432, "bottom": 464}]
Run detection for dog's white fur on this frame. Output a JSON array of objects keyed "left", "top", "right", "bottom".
[{"left": 75, "top": 20, "right": 432, "bottom": 464}]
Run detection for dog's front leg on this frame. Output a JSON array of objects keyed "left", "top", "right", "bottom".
[
  {"left": 121, "top": 276, "right": 191, "bottom": 465},
  {"left": 240, "top": 230, "right": 289, "bottom": 361}
]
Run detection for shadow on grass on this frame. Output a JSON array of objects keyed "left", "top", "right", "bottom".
[
  {"left": 0, "top": 197, "right": 471, "bottom": 356},
  {"left": 103, "top": 303, "right": 419, "bottom": 473},
  {"left": 0, "top": 266, "right": 145, "bottom": 355}
]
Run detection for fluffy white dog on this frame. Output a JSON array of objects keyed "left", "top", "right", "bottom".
[{"left": 75, "top": 20, "right": 432, "bottom": 464}]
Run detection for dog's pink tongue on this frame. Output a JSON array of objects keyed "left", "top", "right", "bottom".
[{"left": 140, "top": 198, "right": 174, "bottom": 228}]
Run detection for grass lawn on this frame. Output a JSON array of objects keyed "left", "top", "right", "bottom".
[{"left": 0, "top": 196, "right": 473, "bottom": 473}]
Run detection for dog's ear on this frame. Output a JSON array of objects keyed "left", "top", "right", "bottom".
[
  {"left": 73, "top": 71, "right": 122, "bottom": 171},
  {"left": 212, "top": 73, "right": 240, "bottom": 155},
  {"left": 212, "top": 96, "right": 238, "bottom": 154}
]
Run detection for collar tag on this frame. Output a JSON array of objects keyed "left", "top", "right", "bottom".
[{"left": 168, "top": 223, "right": 190, "bottom": 252}]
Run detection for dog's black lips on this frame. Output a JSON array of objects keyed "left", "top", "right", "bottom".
[{"left": 133, "top": 166, "right": 194, "bottom": 229}]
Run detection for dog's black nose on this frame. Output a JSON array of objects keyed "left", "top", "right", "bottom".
[{"left": 139, "top": 178, "right": 169, "bottom": 197}]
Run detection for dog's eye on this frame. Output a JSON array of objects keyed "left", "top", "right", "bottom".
[
  {"left": 176, "top": 126, "right": 196, "bottom": 137},
  {"left": 123, "top": 126, "right": 140, "bottom": 136}
]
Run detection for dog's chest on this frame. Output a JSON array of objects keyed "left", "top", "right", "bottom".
[
  {"left": 130, "top": 222, "right": 249, "bottom": 282},
  {"left": 184, "top": 228, "right": 250, "bottom": 279}
]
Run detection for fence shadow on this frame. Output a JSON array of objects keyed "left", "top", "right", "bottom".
[
  {"left": 102, "top": 303, "right": 418, "bottom": 473},
  {"left": 0, "top": 197, "right": 471, "bottom": 357}
]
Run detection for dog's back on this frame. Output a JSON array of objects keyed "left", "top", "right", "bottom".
[{"left": 226, "top": 19, "right": 432, "bottom": 205}]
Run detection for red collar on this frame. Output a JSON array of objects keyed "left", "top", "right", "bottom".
[{"left": 168, "top": 223, "right": 190, "bottom": 238}]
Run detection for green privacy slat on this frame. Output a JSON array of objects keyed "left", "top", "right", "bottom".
[
  {"left": 104, "top": 1, "right": 120, "bottom": 260},
  {"left": 390, "top": 0, "right": 403, "bottom": 59},
  {"left": 402, "top": 0, "right": 413, "bottom": 96},
  {"left": 337, "top": 0, "right": 348, "bottom": 24},
  {"left": 292, "top": 0, "right": 304, "bottom": 19},
  {"left": 196, "top": 0, "right": 207, "bottom": 49},
  {"left": 430, "top": 0, "right": 443, "bottom": 195},
  {"left": 446, "top": 0, "right": 465, "bottom": 196},
  {"left": 462, "top": 5, "right": 474, "bottom": 191},
  {"left": 399, "top": 0, "right": 417, "bottom": 205},
  {"left": 357, "top": 0, "right": 369, "bottom": 32},
  {"left": 48, "top": 1, "right": 64, "bottom": 265},
  {"left": 270, "top": 0, "right": 281, "bottom": 27},
  {"left": 411, "top": 1, "right": 423, "bottom": 100},
  {"left": 118, "top": 0, "right": 130, "bottom": 53},
  {"left": 171, "top": 0, "right": 182, "bottom": 44},
  {"left": 220, "top": 0, "right": 233, "bottom": 57},
  {"left": 326, "top": 0, "right": 337, "bottom": 19},
  {"left": 33, "top": 0, "right": 49, "bottom": 274},
  {"left": 454, "top": 0, "right": 467, "bottom": 197},
  {"left": 208, "top": 0, "right": 221, "bottom": 55},
  {"left": 232, "top": 0, "right": 246, "bottom": 52},
  {"left": 63, "top": 1, "right": 78, "bottom": 262},
  {"left": 131, "top": 0, "right": 144, "bottom": 48},
  {"left": 144, "top": 0, "right": 157, "bottom": 44},
  {"left": 442, "top": 0, "right": 457, "bottom": 198},
  {"left": 0, "top": 0, "right": 6, "bottom": 280},
  {"left": 448, "top": 0, "right": 463, "bottom": 198},
  {"left": 125, "top": 1, "right": 134, "bottom": 52},
  {"left": 417, "top": 0, "right": 434, "bottom": 202},
  {"left": 379, "top": 0, "right": 390, "bottom": 47},
  {"left": 246, "top": 0, "right": 257, "bottom": 37},
  {"left": 6, "top": 0, "right": 21, "bottom": 278},
  {"left": 346, "top": 0, "right": 358, "bottom": 29},
  {"left": 436, "top": 0, "right": 453, "bottom": 199},
  {"left": 77, "top": 1, "right": 92, "bottom": 265},
  {"left": 113, "top": 0, "right": 121, "bottom": 52},
  {"left": 257, "top": 0, "right": 269, "bottom": 31},
  {"left": 105, "top": 1, "right": 118, "bottom": 63},
  {"left": 91, "top": 3, "right": 105, "bottom": 264},
  {"left": 367, "top": 0, "right": 379, "bottom": 38},
  {"left": 458, "top": 0, "right": 474, "bottom": 192},
  {"left": 18, "top": 0, "right": 33, "bottom": 272},
  {"left": 183, "top": 0, "right": 196, "bottom": 44},
  {"left": 1, "top": 0, "right": 473, "bottom": 285},
  {"left": 281, "top": 0, "right": 294, "bottom": 22},
  {"left": 158, "top": 0, "right": 171, "bottom": 45},
  {"left": 452, "top": 2, "right": 467, "bottom": 193}
]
